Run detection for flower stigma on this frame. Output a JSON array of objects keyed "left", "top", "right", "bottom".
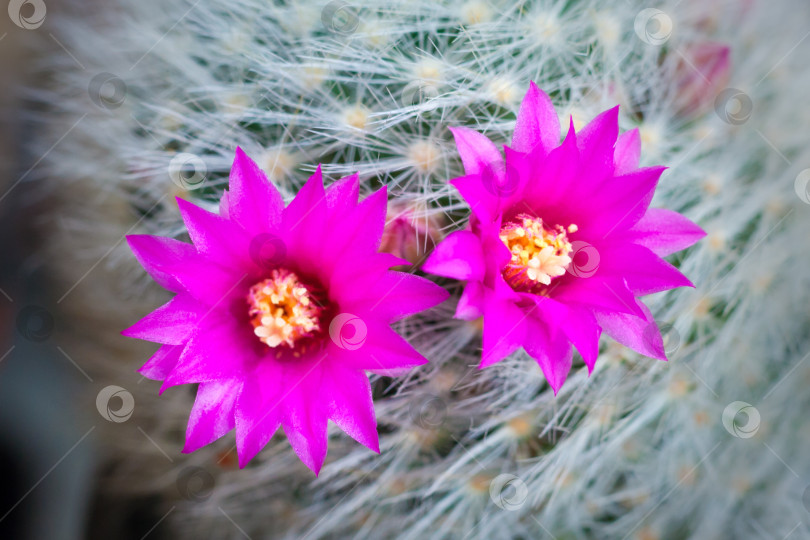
[
  {"left": 500, "top": 213, "right": 576, "bottom": 292},
  {"left": 247, "top": 269, "right": 323, "bottom": 348}
]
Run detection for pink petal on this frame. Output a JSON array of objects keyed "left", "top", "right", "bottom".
[
  {"left": 576, "top": 105, "right": 619, "bottom": 169},
  {"left": 138, "top": 344, "right": 183, "bottom": 380},
  {"left": 332, "top": 323, "right": 429, "bottom": 376},
  {"left": 322, "top": 365, "right": 379, "bottom": 453},
  {"left": 455, "top": 280, "right": 485, "bottom": 320},
  {"left": 614, "top": 128, "right": 641, "bottom": 175},
  {"left": 126, "top": 235, "right": 247, "bottom": 307},
  {"left": 173, "top": 259, "right": 249, "bottom": 308},
  {"left": 422, "top": 230, "right": 486, "bottom": 281},
  {"left": 183, "top": 379, "right": 243, "bottom": 453},
  {"left": 283, "top": 167, "right": 328, "bottom": 262},
  {"left": 562, "top": 307, "right": 601, "bottom": 372},
  {"left": 326, "top": 314, "right": 427, "bottom": 376},
  {"left": 228, "top": 147, "right": 284, "bottom": 234},
  {"left": 126, "top": 235, "right": 199, "bottom": 293},
  {"left": 480, "top": 293, "right": 527, "bottom": 368},
  {"left": 282, "top": 368, "right": 329, "bottom": 475},
  {"left": 595, "top": 301, "right": 666, "bottom": 360},
  {"left": 598, "top": 243, "right": 695, "bottom": 295},
  {"left": 626, "top": 208, "right": 706, "bottom": 257},
  {"left": 176, "top": 197, "right": 252, "bottom": 270},
  {"left": 562, "top": 107, "right": 619, "bottom": 204},
  {"left": 477, "top": 219, "right": 514, "bottom": 280},
  {"left": 323, "top": 188, "right": 388, "bottom": 269},
  {"left": 122, "top": 294, "right": 201, "bottom": 345},
  {"left": 328, "top": 252, "right": 407, "bottom": 299},
  {"left": 553, "top": 276, "right": 646, "bottom": 318},
  {"left": 523, "top": 316, "right": 573, "bottom": 395},
  {"left": 522, "top": 118, "right": 580, "bottom": 210},
  {"left": 511, "top": 81, "right": 560, "bottom": 155},
  {"left": 530, "top": 296, "right": 601, "bottom": 372},
  {"left": 218, "top": 189, "right": 231, "bottom": 218},
  {"left": 340, "top": 271, "right": 450, "bottom": 322},
  {"left": 325, "top": 173, "right": 360, "bottom": 220},
  {"left": 579, "top": 166, "right": 667, "bottom": 237},
  {"left": 498, "top": 146, "right": 534, "bottom": 209},
  {"left": 234, "top": 376, "right": 283, "bottom": 468},
  {"left": 340, "top": 186, "right": 388, "bottom": 250},
  {"left": 449, "top": 126, "right": 504, "bottom": 177},
  {"left": 163, "top": 313, "right": 255, "bottom": 388},
  {"left": 450, "top": 174, "right": 499, "bottom": 222}
]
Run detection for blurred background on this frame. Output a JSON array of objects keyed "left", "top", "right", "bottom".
[{"left": 1, "top": 3, "right": 159, "bottom": 539}]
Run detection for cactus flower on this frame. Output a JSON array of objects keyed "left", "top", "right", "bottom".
[
  {"left": 123, "top": 149, "right": 448, "bottom": 473},
  {"left": 423, "top": 83, "right": 705, "bottom": 393}
]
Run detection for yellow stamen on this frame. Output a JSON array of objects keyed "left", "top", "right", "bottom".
[
  {"left": 500, "top": 214, "right": 575, "bottom": 292},
  {"left": 246, "top": 269, "right": 322, "bottom": 348}
]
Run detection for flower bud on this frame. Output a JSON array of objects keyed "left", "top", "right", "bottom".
[{"left": 379, "top": 202, "right": 444, "bottom": 267}]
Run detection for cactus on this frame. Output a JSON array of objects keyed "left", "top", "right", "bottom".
[{"left": 30, "top": 0, "right": 810, "bottom": 537}]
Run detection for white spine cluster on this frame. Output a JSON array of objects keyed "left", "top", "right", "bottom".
[{"left": 32, "top": 0, "right": 810, "bottom": 537}]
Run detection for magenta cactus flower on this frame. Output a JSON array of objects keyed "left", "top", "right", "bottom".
[
  {"left": 423, "top": 82, "right": 705, "bottom": 394},
  {"left": 123, "top": 148, "right": 448, "bottom": 473}
]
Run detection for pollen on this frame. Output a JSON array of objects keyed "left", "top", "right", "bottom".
[
  {"left": 500, "top": 214, "right": 575, "bottom": 292},
  {"left": 246, "top": 269, "right": 322, "bottom": 348}
]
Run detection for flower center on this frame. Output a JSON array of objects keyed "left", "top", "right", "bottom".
[
  {"left": 246, "top": 269, "right": 323, "bottom": 348},
  {"left": 500, "top": 213, "right": 577, "bottom": 292}
]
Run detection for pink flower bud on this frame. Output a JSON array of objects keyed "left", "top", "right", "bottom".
[
  {"left": 380, "top": 202, "right": 444, "bottom": 267},
  {"left": 674, "top": 42, "right": 731, "bottom": 118}
]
